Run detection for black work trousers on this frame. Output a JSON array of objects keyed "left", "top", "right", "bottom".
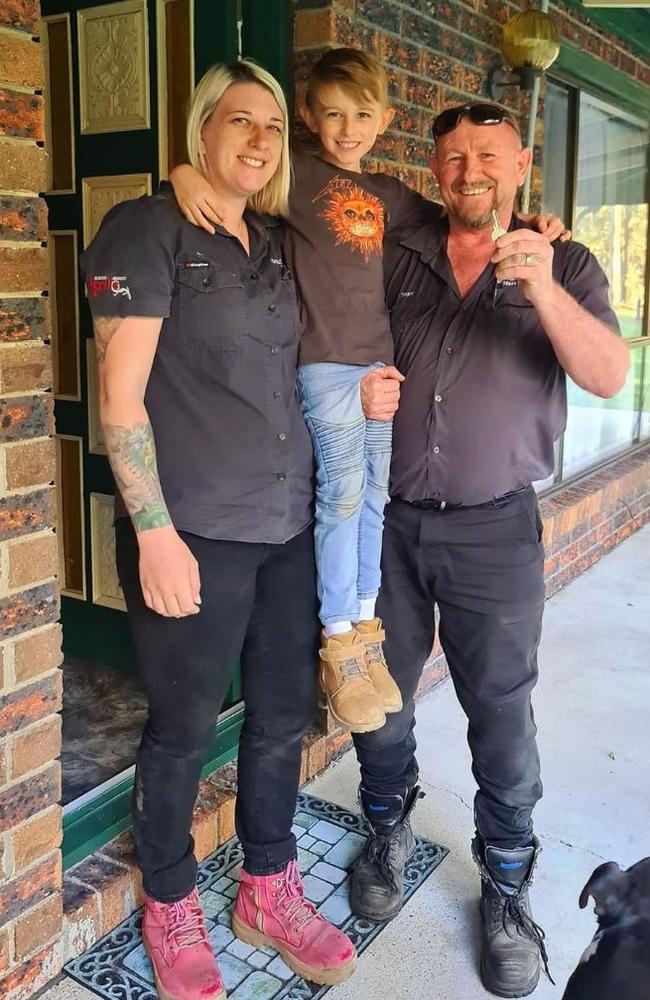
[
  {"left": 352, "top": 488, "right": 546, "bottom": 849},
  {"left": 115, "top": 519, "right": 319, "bottom": 903}
]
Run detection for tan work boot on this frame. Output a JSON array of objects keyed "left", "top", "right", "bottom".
[
  {"left": 354, "top": 618, "right": 403, "bottom": 714},
  {"left": 319, "top": 630, "right": 386, "bottom": 733}
]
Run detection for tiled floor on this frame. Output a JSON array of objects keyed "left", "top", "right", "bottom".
[{"left": 64, "top": 792, "right": 447, "bottom": 1000}]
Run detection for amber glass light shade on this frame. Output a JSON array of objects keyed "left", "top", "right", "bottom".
[{"left": 501, "top": 11, "right": 560, "bottom": 73}]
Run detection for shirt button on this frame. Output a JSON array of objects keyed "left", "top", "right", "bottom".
[
  {"left": 433, "top": 445, "right": 440, "bottom": 454},
  {"left": 273, "top": 391, "right": 281, "bottom": 399},
  {"left": 202, "top": 277, "right": 211, "bottom": 287},
  {"left": 250, "top": 273, "right": 259, "bottom": 280},
  {"left": 270, "top": 346, "right": 279, "bottom": 355},
  {"left": 268, "top": 303, "right": 277, "bottom": 312},
  {"left": 278, "top": 432, "right": 287, "bottom": 441},
  {"left": 434, "top": 394, "right": 442, "bottom": 403},
  {"left": 276, "top": 473, "right": 286, "bottom": 481},
  {"left": 446, "top": 347, "right": 454, "bottom": 354}
]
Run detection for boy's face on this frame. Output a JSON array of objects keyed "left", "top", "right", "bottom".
[{"left": 301, "top": 85, "right": 394, "bottom": 172}]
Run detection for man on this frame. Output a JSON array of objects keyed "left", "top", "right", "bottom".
[{"left": 351, "top": 102, "right": 629, "bottom": 998}]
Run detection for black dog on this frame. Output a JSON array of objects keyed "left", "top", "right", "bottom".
[{"left": 562, "top": 858, "right": 650, "bottom": 1000}]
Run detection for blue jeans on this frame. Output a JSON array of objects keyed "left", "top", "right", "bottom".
[{"left": 297, "top": 362, "right": 393, "bottom": 625}]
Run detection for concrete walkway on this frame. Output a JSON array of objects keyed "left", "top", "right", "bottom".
[{"left": 41, "top": 524, "right": 650, "bottom": 1000}]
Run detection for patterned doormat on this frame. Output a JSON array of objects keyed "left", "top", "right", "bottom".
[{"left": 65, "top": 792, "right": 448, "bottom": 1000}]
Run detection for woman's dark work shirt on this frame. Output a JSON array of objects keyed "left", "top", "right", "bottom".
[
  {"left": 383, "top": 217, "right": 621, "bottom": 506},
  {"left": 80, "top": 183, "right": 314, "bottom": 544}
]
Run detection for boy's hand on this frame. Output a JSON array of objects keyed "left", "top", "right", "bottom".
[
  {"left": 169, "top": 164, "right": 223, "bottom": 234},
  {"left": 360, "top": 366, "right": 405, "bottom": 421},
  {"left": 519, "top": 211, "right": 571, "bottom": 243}
]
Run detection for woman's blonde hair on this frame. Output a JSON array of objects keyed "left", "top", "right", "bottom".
[{"left": 186, "top": 60, "right": 290, "bottom": 217}]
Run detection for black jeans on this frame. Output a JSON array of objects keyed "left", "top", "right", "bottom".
[
  {"left": 353, "top": 488, "right": 545, "bottom": 849},
  {"left": 116, "top": 520, "right": 319, "bottom": 902}
]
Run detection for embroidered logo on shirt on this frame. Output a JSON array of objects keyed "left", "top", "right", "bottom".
[
  {"left": 400, "top": 290, "right": 415, "bottom": 297},
  {"left": 271, "top": 258, "right": 283, "bottom": 266},
  {"left": 183, "top": 261, "right": 210, "bottom": 268},
  {"left": 313, "top": 176, "right": 385, "bottom": 262},
  {"left": 87, "top": 276, "right": 132, "bottom": 300}
]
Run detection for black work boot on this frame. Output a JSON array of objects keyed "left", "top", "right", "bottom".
[
  {"left": 350, "top": 784, "right": 423, "bottom": 921},
  {"left": 472, "top": 836, "right": 553, "bottom": 998}
]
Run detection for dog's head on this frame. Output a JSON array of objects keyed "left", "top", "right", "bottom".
[{"left": 578, "top": 858, "right": 650, "bottom": 925}]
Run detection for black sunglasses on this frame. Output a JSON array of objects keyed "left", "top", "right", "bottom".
[{"left": 432, "top": 103, "right": 521, "bottom": 141}]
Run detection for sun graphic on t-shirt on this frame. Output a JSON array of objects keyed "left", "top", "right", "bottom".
[{"left": 315, "top": 178, "right": 385, "bottom": 262}]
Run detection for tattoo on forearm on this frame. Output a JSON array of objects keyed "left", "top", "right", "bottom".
[
  {"left": 103, "top": 421, "right": 172, "bottom": 533},
  {"left": 93, "top": 316, "right": 124, "bottom": 362}
]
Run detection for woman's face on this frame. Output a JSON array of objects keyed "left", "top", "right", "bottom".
[{"left": 200, "top": 81, "right": 284, "bottom": 200}]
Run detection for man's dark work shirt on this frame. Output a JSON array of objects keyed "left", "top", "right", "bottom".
[
  {"left": 81, "top": 183, "right": 314, "bottom": 544},
  {"left": 384, "top": 217, "right": 620, "bottom": 506}
]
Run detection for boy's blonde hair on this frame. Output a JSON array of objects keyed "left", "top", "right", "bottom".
[
  {"left": 186, "top": 60, "right": 290, "bottom": 217},
  {"left": 305, "top": 48, "right": 389, "bottom": 111}
]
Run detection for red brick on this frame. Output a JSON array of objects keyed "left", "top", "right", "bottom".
[
  {"left": 0, "top": 343, "right": 52, "bottom": 394},
  {"left": 379, "top": 32, "right": 423, "bottom": 75},
  {"left": 12, "top": 806, "right": 62, "bottom": 871},
  {"left": 10, "top": 715, "right": 61, "bottom": 780},
  {"left": 0, "top": 196, "right": 47, "bottom": 243},
  {"left": 0, "top": 582, "right": 59, "bottom": 641},
  {"left": 0, "top": 32, "right": 43, "bottom": 89},
  {"left": 0, "top": 143, "right": 47, "bottom": 195},
  {"left": 0, "top": 487, "right": 57, "bottom": 545},
  {"left": 0, "top": 764, "right": 61, "bottom": 835},
  {"left": 0, "top": 247, "right": 49, "bottom": 293},
  {"left": 294, "top": 9, "right": 333, "bottom": 48},
  {"left": 68, "top": 855, "right": 133, "bottom": 934},
  {"left": 0, "top": 671, "right": 62, "bottom": 740},
  {"left": 0, "top": 943, "right": 63, "bottom": 1000},
  {"left": 14, "top": 894, "right": 62, "bottom": 961},
  {"left": 0, "top": 88, "right": 44, "bottom": 141},
  {"left": 0, "top": 394, "right": 54, "bottom": 443},
  {"left": 4, "top": 437, "right": 56, "bottom": 489},
  {"left": 0, "top": 1, "right": 40, "bottom": 33},
  {"left": 0, "top": 297, "right": 50, "bottom": 344},
  {"left": 0, "top": 850, "right": 61, "bottom": 924},
  {"left": 12, "top": 624, "right": 62, "bottom": 685},
  {"left": 99, "top": 830, "right": 144, "bottom": 907},
  {"left": 6, "top": 531, "right": 58, "bottom": 590},
  {"left": 0, "top": 748, "right": 7, "bottom": 787},
  {"left": 0, "top": 926, "right": 11, "bottom": 973}
]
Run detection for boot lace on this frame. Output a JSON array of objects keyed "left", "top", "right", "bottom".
[
  {"left": 366, "top": 833, "right": 402, "bottom": 890},
  {"left": 340, "top": 653, "right": 366, "bottom": 680},
  {"left": 165, "top": 892, "right": 208, "bottom": 951},
  {"left": 365, "top": 641, "right": 386, "bottom": 666},
  {"left": 501, "top": 892, "right": 554, "bottom": 986},
  {"left": 273, "top": 860, "right": 319, "bottom": 934}
]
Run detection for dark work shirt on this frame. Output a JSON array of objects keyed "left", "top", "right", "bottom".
[
  {"left": 384, "top": 216, "right": 620, "bottom": 505},
  {"left": 80, "top": 183, "right": 314, "bottom": 544},
  {"left": 284, "top": 152, "right": 441, "bottom": 366}
]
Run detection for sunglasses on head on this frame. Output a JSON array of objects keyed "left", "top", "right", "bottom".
[{"left": 432, "top": 103, "right": 521, "bottom": 142}]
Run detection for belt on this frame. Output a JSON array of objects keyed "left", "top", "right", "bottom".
[{"left": 404, "top": 486, "right": 529, "bottom": 512}]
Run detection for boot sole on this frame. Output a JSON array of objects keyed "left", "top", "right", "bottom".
[
  {"left": 349, "top": 895, "right": 404, "bottom": 923},
  {"left": 143, "top": 940, "right": 226, "bottom": 1000},
  {"left": 232, "top": 912, "right": 357, "bottom": 986},
  {"left": 325, "top": 699, "right": 386, "bottom": 734}
]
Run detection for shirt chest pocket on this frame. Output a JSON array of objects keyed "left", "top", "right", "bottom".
[{"left": 178, "top": 263, "right": 247, "bottom": 351}]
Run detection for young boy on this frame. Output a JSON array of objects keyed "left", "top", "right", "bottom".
[{"left": 170, "top": 49, "right": 565, "bottom": 735}]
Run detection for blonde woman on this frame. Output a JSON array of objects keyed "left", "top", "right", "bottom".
[{"left": 81, "top": 61, "right": 356, "bottom": 1000}]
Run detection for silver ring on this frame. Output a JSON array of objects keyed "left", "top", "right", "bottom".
[{"left": 523, "top": 252, "right": 534, "bottom": 267}]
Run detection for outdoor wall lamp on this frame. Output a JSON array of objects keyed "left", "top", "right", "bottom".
[{"left": 488, "top": 10, "right": 561, "bottom": 102}]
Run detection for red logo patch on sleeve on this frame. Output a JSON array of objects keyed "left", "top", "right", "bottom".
[{"left": 87, "top": 276, "right": 132, "bottom": 300}]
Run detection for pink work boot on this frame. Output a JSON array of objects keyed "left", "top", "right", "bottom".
[
  {"left": 142, "top": 888, "right": 225, "bottom": 1000},
  {"left": 233, "top": 860, "right": 357, "bottom": 985}
]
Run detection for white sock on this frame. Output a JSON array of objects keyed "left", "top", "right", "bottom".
[
  {"left": 357, "top": 598, "right": 377, "bottom": 622},
  {"left": 324, "top": 620, "right": 353, "bottom": 637}
]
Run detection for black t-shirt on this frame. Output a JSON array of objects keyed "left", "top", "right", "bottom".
[
  {"left": 384, "top": 216, "right": 621, "bottom": 505},
  {"left": 284, "top": 152, "right": 441, "bottom": 366},
  {"left": 80, "top": 183, "right": 314, "bottom": 544}
]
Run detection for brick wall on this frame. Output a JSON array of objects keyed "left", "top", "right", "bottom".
[
  {"left": 0, "top": 3, "right": 64, "bottom": 998},
  {"left": 293, "top": 0, "right": 650, "bottom": 206}
]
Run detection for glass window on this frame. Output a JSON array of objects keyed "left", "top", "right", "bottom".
[
  {"left": 543, "top": 80, "right": 572, "bottom": 223},
  {"left": 573, "top": 93, "right": 649, "bottom": 340}
]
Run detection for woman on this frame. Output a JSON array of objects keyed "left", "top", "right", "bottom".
[{"left": 81, "top": 61, "right": 356, "bottom": 1000}]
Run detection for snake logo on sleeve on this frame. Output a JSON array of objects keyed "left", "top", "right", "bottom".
[{"left": 313, "top": 176, "right": 385, "bottom": 262}]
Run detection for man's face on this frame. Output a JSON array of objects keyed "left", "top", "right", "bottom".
[{"left": 430, "top": 119, "right": 532, "bottom": 230}]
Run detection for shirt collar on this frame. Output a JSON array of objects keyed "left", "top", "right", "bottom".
[{"left": 397, "top": 209, "right": 529, "bottom": 264}]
